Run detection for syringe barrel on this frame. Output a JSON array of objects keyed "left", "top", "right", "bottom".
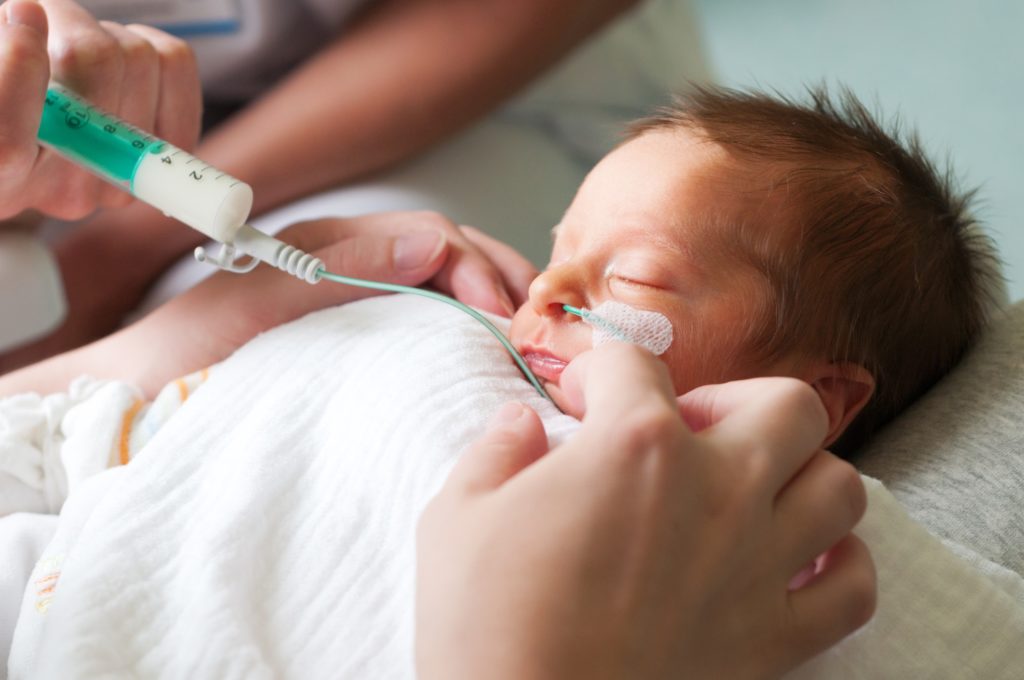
[
  {"left": 38, "top": 82, "right": 252, "bottom": 243},
  {"left": 131, "top": 146, "right": 253, "bottom": 243}
]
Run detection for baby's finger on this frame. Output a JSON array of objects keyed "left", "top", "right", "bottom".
[{"left": 459, "top": 225, "right": 538, "bottom": 307}]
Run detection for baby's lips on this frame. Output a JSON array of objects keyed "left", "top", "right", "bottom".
[{"left": 523, "top": 351, "right": 569, "bottom": 383}]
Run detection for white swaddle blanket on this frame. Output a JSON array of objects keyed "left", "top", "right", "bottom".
[{"left": 8, "top": 294, "right": 1024, "bottom": 678}]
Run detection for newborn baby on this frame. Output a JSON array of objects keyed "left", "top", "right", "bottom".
[
  {"left": 1, "top": 85, "right": 1001, "bottom": 511},
  {"left": 511, "top": 86, "right": 1000, "bottom": 456}
]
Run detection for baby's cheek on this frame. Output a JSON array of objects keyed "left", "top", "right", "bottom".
[
  {"left": 663, "top": 325, "right": 766, "bottom": 395},
  {"left": 660, "top": 323, "right": 721, "bottom": 394}
]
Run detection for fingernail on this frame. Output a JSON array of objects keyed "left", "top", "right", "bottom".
[
  {"left": 394, "top": 230, "right": 445, "bottom": 271},
  {"left": 5, "top": 2, "right": 47, "bottom": 36},
  {"left": 491, "top": 402, "right": 525, "bottom": 427}
]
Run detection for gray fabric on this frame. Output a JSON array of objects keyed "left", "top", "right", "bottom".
[{"left": 858, "top": 300, "right": 1024, "bottom": 575}]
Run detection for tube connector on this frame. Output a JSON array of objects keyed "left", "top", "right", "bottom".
[
  {"left": 193, "top": 225, "right": 324, "bottom": 284},
  {"left": 233, "top": 225, "right": 323, "bottom": 283}
]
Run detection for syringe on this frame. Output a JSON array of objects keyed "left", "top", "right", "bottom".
[{"left": 36, "top": 81, "right": 322, "bottom": 282}]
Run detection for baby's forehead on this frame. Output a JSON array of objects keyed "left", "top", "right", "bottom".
[{"left": 567, "top": 131, "right": 783, "bottom": 249}]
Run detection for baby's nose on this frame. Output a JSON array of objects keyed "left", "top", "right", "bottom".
[{"left": 528, "top": 266, "right": 585, "bottom": 317}]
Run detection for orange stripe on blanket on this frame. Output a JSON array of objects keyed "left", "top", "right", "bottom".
[
  {"left": 176, "top": 378, "right": 189, "bottom": 403},
  {"left": 118, "top": 399, "right": 144, "bottom": 466}
]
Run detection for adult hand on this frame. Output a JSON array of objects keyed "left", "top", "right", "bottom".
[
  {"left": 0, "top": 210, "right": 536, "bottom": 396},
  {"left": 191, "top": 210, "right": 537, "bottom": 324},
  {"left": 0, "top": 209, "right": 538, "bottom": 376},
  {"left": 158, "top": 210, "right": 534, "bottom": 351},
  {"left": 417, "top": 345, "right": 875, "bottom": 680},
  {"left": 0, "top": 0, "right": 200, "bottom": 221}
]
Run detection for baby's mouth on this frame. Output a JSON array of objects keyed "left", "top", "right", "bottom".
[{"left": 522, "top": 350, "right": 569, "bottom": 383}]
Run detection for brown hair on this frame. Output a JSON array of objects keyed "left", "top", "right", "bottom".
[{"left": 629, "top": 85, "right": 1004, "bottom": 456}]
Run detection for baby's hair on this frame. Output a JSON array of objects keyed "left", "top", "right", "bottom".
[{"left": 628, "top": 85, "right": 1004, "bottom": 456}]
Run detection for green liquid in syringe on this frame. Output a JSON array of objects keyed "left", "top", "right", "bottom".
[{"left": 37, "top": 83, "right": 164, "bottom": 189}]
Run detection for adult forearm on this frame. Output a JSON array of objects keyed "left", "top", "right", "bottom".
[
  {"left": 0, "top": 317, "right": 209, "bottom": 398},
  {"left": 198, "top": 0, "right": 640, "bottom": 215}
]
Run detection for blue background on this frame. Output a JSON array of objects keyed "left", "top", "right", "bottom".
[{"left": 694, "top": 0, "right": 1023, "bottom": 300}]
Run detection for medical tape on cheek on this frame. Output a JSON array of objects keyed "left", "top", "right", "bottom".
[{"left": 570, "top": 300, "right": 674, "bottom": 356}]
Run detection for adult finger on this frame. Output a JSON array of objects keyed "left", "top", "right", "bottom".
[
  {"left": 773, "top": 451, "right": 867, "bottom": 576},
  {"left": 783, "top": 534, "right": 876, "bottom": 666},
  {"left": 243, "top": 226, "right": 450, "bottom": 327},
  {"left": 125, "top": 23, "right": 200, "bottom": 151},
  {"left": 40, "top": 0, "right": 124, "bottom": 216},
  {"left": 276, "top": 213, "right": 516, "bottom": 315},
  {"left": 95, "top": 21, "right": 158, "bottom": 209},
  {"left": 444, "top": 402, "right": 548, "bottom": 494},
  {"left": 429, "top": 235, "right": 517, "bottom": 317},
  {"left": 394, "top": 214, "right": 514, "bottom": 317},
  {"left": 97, "top": 22, "right": 158, "bottom": 134},
  {"left": 700, "top": 378, "right": 830, "bottom": 496},
  {"left": 0, "top": 1, "right": 49, "bottom": 215},
  {"left": 676, "top": 378, "right": 816, "bottom": 432},
  {"left": 288, "top": 212, "right": 517, "bottom": 317},
  {"left": 43, "top": 0, "right": 123, "bottom": 112},
  {"left": 558, "top": 344, "right": 677, "bottom": 426},
  {"left": 459, "top": 225, "right": 538, "bottom": 307}
]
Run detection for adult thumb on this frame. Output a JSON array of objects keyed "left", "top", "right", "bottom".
[
  {"left": 283, "top": 229, "right": 449, "bottom": 314},
  {"left": 318, "top": 228, "right": 448, "bottom": 283},
  {"left": 446, "top": 402, "right": 549, "bottom": 494}
]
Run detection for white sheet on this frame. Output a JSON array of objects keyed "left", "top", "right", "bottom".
[
  {"left": 8, "top": 295, "right": 1024, "bottom": 678},
  {"left": 0, "top": 514, "right": 58, "bottom": 679}
]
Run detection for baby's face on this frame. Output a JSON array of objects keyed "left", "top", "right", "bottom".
[{"left": 509, "top": 128, "right": 792, "bottom": 409}]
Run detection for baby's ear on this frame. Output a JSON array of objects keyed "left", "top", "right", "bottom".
[{"left": 807, "top": 362, "right": 875, "bottom": 448}]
